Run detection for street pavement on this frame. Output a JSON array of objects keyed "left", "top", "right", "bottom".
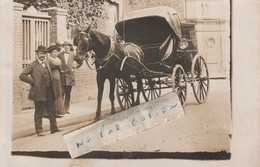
[{"left": 12, "top": 79, "right": 231, "bottom": 156}]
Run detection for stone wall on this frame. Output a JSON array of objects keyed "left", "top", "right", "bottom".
[
  {"left": 71, "top": 62, "right": 97, "bottom": 103},
  {"left": 13, "top": 3, "right": 24, "bottom": 114},
  {"left": 42, "top": 7, "right": 67, "bottom": 44}
]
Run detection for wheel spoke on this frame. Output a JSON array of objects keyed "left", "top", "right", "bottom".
[
  {"left": 152, "top": 90, "right": 155, "bottom": 99},
  {"left": 121, "top": 96, "right": 125, "bottom": 102},
  {"left": 196, "top": 82, "right": 201, "bottom": 98},
  {"left": 201, "top": 82, "right": 207, "bottom": 98},
  {"left": 126, "top": 96, "right": 130, "bottom": 108},
  {"left": 199, "top": 82, "right": 203, "bottom": 100},
  {"left": 124, "top": 96, "right": 127, "bottom": 108},
  {"left": 148, "top": 88, "right": 151, "bottom": 99},
  {"left": 202, "top": 80, "right": 208, "bottom": 88},
  {"left": 119, "top": 79, "right": 124, "bottom": 87},
  {"left": 154, "top": 89, "right": 158, "bottom": 98},
  {"left": 200, "top": 58, "right": 204, "bottom": 72},
  {"left": 118, "top": 85, "right": 124, "bottom": 91},
  {"left": 151, "top": 89, "right": 155, "bottom": 100},
  {"left": 126, "top": 97, "right": 131, "bottom": 108}
]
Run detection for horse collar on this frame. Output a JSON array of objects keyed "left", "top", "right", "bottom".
[{"left": 95, "top": 38, "right": 114, "bottom": 63}]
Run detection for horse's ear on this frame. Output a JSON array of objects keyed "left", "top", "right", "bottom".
[{"left": 85, "top": 21, "right": 94, "bottom": 33}]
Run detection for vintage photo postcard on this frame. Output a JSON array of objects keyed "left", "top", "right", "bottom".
[{"left": 0, "top": 0, "right": 259, "bottom": 166}]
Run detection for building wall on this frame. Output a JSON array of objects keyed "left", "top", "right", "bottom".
[
  {"left": 186, "top": 0, "right": 230, "bottom": 78},
  {"left": 71, "top": 62, "right": 98, "bottom": 103},
  {"left": 123, "top": 0, "right": 185, "bottom": 18},
  {"left": 97, "top": 1, "right": 119, "bottom": 36},
  {"left": 13, "top": 3, "right": 24, "bottom": 114}
]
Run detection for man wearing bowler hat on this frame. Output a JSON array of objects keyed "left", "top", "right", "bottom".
[
  {"left": 58, "top": 40, "right": 82, "bottom": 114},
  {"left": 19, "top": 45, "right": 61, "bottom": 136}
]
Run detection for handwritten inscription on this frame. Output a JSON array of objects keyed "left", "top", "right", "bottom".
[
  {"left": 63, "top": 92, "right": 184, "bottom": 158},
  {"left": 75, "top": 104, "right": 178, "bottom": 149}
]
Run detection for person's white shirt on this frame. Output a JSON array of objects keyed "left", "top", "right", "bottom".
[
  {"left": 37, "top": 58, "right": 46, "bottom": 68},
  {"left": 64, "top": 52, "right": 69, "bottom": 65}
]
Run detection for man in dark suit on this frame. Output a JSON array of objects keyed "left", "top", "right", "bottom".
[
  {"left": 19, "top": 45, "right": 61, "bottom": 136},
  {"left": 59, "top": 40, "right": 82, "bottom": 114}
]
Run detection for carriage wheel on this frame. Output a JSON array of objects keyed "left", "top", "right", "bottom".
[
  {"left": 116, "top": 77, "right": 135, "bottom": 110},
  {"left": 191, "top": 54, "right": 210, "bottom": 103},
  {"left": 142, "top": 78, "right": 161, "bottom": 102},
  {"left": 172, "top": 65, "right": 187, "bottom": 105}
]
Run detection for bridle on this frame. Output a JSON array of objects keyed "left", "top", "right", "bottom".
[
  {"left": 75, "top": 31, "right": 96, "bottom": 69},
  {"left": 75, "top": 31, "right": 119, "bottom": 71}
]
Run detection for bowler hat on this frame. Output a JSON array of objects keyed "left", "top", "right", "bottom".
[
  {"left": 35, "top": 45, "right": 48, "bottom": 53},
  {"left": 62, "top": 40, "right": 73, "bottom": 47},
  {"left": 47, "top": 42, "right": 61, "bottom": 53}
]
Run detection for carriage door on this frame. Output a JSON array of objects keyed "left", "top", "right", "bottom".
[{"left": 22, "top": 9, "right": 50, "bottom": 109}]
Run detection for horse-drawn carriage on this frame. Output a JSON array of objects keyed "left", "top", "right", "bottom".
[
  {"left": 114, "top": 7, "right": 209, "bottom": 109},
  {"left": 74, "top": 6, "right": 209, "bottom": 120}
]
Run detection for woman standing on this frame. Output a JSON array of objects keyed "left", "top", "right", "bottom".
[{"left": 47, "top": 42, "right": 65, "bottom": 117}]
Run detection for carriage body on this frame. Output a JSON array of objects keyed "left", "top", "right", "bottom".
[
  {"left": 115, "top": 7, "right": 209, "bottom": 108},
  {"left": 115, "top": 7, "right": 197, "bottom": 74}
]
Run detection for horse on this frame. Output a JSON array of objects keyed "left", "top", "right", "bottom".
[{"left": 73, "top": 25, "right": 145, "bottom": 121}]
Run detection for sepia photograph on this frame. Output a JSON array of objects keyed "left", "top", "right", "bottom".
[
  {"left": 1, "top": 0, "right": 259, "bottom": 166},
  {"left": 9, "top": 0, "right": 232, "bottom": 161}
]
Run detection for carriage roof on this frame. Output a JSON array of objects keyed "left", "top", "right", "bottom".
[{"left": 115, "top": 7, "right": 183, "bottom": 44}]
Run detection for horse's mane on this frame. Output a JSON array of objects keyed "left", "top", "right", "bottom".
[{"left": 88, "top": 29, "right": 111, "bottom": 57}]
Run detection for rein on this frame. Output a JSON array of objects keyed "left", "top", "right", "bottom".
[{"left": 94, "top": 38, "right": 115, "bottom": 71}]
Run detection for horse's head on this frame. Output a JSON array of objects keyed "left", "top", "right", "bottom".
[{"left": 73, "top": 23, "right": 93, "bottom": 62}]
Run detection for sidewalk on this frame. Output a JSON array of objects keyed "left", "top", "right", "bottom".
[
  {"left": 12, "top": 98, "right": 120, "bottom": 140},
  {"left": 12, "top": 79, "right": 230, "bottom": 141}
]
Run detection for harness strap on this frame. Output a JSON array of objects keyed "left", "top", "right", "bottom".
[
  {"left": 95, "top": 38, "right": 114, "bottom": 63},
  {"left": 120, "top": 56, "right": 128, "bottom": 71}
]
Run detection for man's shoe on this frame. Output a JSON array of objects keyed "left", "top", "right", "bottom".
[
  {"left": 37, "top": 132, "right": 45, "bottom": 137},
  {"left": 51, "top": 128, "right": 63, "bottom": 134}
]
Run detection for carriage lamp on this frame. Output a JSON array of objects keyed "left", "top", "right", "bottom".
[{"left": 178, "top": 39, "right": 188, "bottom": 50}]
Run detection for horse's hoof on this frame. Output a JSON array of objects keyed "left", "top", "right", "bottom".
[
  {"left": 94, "top": 116, "right": 100, "bottom": 123},
  {"left": 111, "top": 111, "right": 116, "bottom": 115}
]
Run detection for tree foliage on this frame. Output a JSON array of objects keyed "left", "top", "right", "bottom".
[
  {"left": 56, "top": 0, "right": 107, "bottom": 30},
  {"left": 14, "top": 0, "right": 109, "bottom": 30},
  {"left": 14, "top": 0, "right": 57, "bottom": 10}
]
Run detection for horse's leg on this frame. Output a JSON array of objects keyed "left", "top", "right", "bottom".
[
  {"left": 95, "top": 72, "right": 105, "bottom": 121},
  {"left": 135, "top": 75, "right": 142, "bottom": 105},
  {"left": 109, "top": 77, "right": 116, "bottom": 115},
  {"left": 125, "top": 76, "right": 135, "bottom": 107}
]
